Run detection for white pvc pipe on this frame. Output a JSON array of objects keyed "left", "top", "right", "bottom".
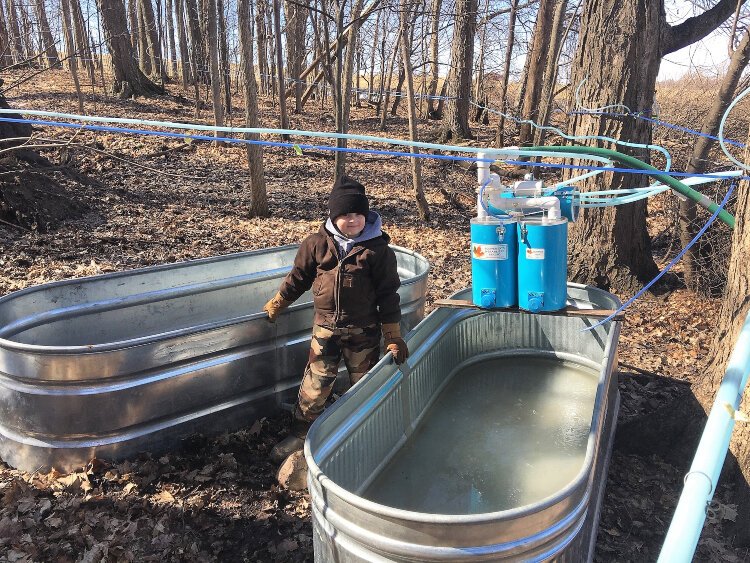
[{"left": 659, "top": 311, "right": 750, "bottom": 562}]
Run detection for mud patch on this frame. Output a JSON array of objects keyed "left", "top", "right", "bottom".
[{"left": 0, "top": 169, "right": 90, "bottom": 231}]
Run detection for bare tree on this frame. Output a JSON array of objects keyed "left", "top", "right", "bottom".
[
  {"left": 218, "top": 0, "right": 231, "bottom": 111},
  {"left": 285, "top": 0, "right": 309, "bottom": 112},
  {"left": 140, "top": 0, "right": 166, "bottom": 81},
  {"left": 517, "top": 0, "right": 556, "bottom": 146},
  {"left": 366, "top": 8, "right": 380, "bottom": 102},
  {"left": 698, "top": 128, "right": 750, "bottom": 544},
  {"left": 533, "top": 0, "right": 573, "bottom": 146},
  {"left": 334, "top": 0, "right": 365, "bottom": 180},
  {"left": 425, "top": 0, "right": 442, "bottom": 117},
  {"left": 238, "top": 0, "right": 269, "bottom": 216},
  {"left": 439, "top": 0, "right": 477, "bottom": 141},
  {"left": 165, "top": 0, "right": 178, "bottom": 76},
  {"left": 71, "top": 0, "right": 97, "bottom": 85},
  {"left": 495, "top": 0, "right": 517, "bottom": 145},
  {"left": 61, "top": 0, "right": 84, "bottom": 111},
  {"left": 5, "top": 0, "right": 26, "bottom": 64},
  {"left": 207, "top": 0, "right": 225, "bottom": 139},
  {"left": 175, "top": 0, "right": 192, "bottom": 87},
  {"left": 399, "top": 0, "right": 429, "bottom": 220},
  {"left": 679, "top": 26, "right": 750, "bottom": 291},
  {"left": 97, "top": 0, "right": 165, "bottom": 97},
  {"left": 128, "top": 0, "right": 140, "bottom": 53},
  {"left": 565, "top": 0, "right": 744, "bottom": 293},
  {"left": 33, "top": 0, "right": 60, "bottom": 68},
  {"left": 255, "top": 0, "right": 270, "bottom": 94},
  {"left": 137, "top": 0, "right": 153, "bottom": 73},
  {"left": 272, "top": 0, "right": 289, "bottom": 135},
  {"left": 184, "top": 0, "right": 206, "bottom": 83},
  {"left": 379, "top": 29, "right": 399, "bottom": 129}
]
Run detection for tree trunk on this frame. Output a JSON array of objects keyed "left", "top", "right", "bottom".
[
  {"left": 175, "top": 0, "right": 192, "bottom": 87},
  {"left": 19, "top": 4, "right": 35, "bottom": 61},
  {"left": 495, "top": 0, "right": 517, "bottom": 146},
  {"left": 399, "top": 0, "right": 429, "bottom": 221},
  {"left": 71, "top": 0, "right": 97, "bottom": 84},
  {"left": 127, "top": 0, "right": 140, "bottom": 53},
  {"left": 165, "top": 0, "right": 178, "bottom": 77},
  {"left": 238, "top": 0, "right": 269, "bottom": 217},
  {"left": 517, "top": 0, "right": 555, "bottom": 146},
  {"left": 565, "top": 0, "right": 742, "bottom": 293},
  {"left": 184, "top": 0, "right": 206, "bottom": 83},
  {"left": 61, "top": 0, "right": 84, "bottom": 112},
  {"left": 439, "top": 0, "right": 477, "bottom": 141},
  {"left": 472, "top": 0, "right": 489, "bottom": 122},
  {"left": 679, "top": 26, "right": 750, "bottom": 292},
  {"left": 533, "top": 0, "right": 570, "bottom": 146},
  {"left": 0, "top": 7, "right": 9, "bottom": 63},
  {"left": 390, "top": 59, "right": 405, "bottom": 115},
  {"left": 140, "top": 0, "right": 166, "bottom": 81},
  {"left": 375, "top": 13, "right": 388, "bottom": 111},
  {"left": 564, "top": 0, "right": 662, "bottom": 292},
  {"left": 426, "top": 0, "right": 442, "bottom": 117},
  {"left": 272, "top": 0, "right": 289, "bottom": 136},
  {"left": 33, "top": 0, "right": 60, "bottom": 67},
  {"left": 379, "top": 33, "right": 400, "bottom": 130},
  {"left": 137, "top": 0, "right": 152, "bottom": 73},
  {"left": 207, "top": 0, "right": 224, "bottom": 140},
  {"left": 255, "top": 0, "right": 269, "bottom": 95},
  {"left": 367, "top": 9, "right": 380, "bottom": 102},
  {"left": 697, "top": 127, "right": 750, "bottom": 545},
  {"left": 285, "top": 0, "right": 308, "bottom": 113},
  {"left": 5, "top": 0, "right": 26, "bottom": 64},
  {"left": 334, "top": 0, "right": 364, "bottom": 180},
  {"left": 97, "top": 0, "right": 165, "bottom": 97},
  {"left": 218, "top": 0, "right": 231, "bottom": 112}
]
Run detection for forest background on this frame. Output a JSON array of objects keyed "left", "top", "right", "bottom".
[{"left": 1, "top": 0, "right": 750, "bottom": 560}]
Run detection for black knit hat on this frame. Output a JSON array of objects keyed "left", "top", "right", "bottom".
[{"left": 328, "top": 175, "right": 369, "bottom": 220}]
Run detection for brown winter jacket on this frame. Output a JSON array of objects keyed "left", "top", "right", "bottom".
[{"left": 278, "top": 223, "right": 401, "bottom": 328}]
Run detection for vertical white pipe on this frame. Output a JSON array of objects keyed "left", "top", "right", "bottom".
[
  {"left": 659, "top": 312, "right": 750, "bottom": 562},
  {"left": 477, "top": 151, "right": 490, "bottom": 219}
]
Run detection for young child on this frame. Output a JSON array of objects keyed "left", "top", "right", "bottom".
[{"left": 263, "top": 176, "right": 408, "bottom": 463}]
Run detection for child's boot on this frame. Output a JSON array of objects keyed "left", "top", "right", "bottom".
[{"left": 269, "top": 419, "right": 309, "bottom": 464}]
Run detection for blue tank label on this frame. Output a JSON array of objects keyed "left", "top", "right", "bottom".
[
  {"left": 472, "top": 243, "right": 508, "bottom": 260},
  {"left": 525, "top": 248, "right": 545, "bottom": 260}
]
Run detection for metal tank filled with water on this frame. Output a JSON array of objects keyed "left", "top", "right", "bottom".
[{"left": 470, "top": 216, "right": 517, "bottom": 308}]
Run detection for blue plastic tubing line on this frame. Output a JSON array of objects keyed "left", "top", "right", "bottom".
[{"left": 659, "top": 311, "right": 750, "bottom": 562}]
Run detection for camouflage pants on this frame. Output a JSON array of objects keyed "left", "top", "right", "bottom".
[{"left": 293, "top": 323, "right": 381, "bottom": 427}]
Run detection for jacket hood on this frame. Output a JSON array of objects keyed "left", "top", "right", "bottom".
[{"left": 323, "top": 211, "right": 388, "bottom": 256}]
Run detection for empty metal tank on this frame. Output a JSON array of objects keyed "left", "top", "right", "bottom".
[
  {"left": 306, "top": 284, "right": 621, "bottom": 562},
  {"left": 0, "top": 245, "right": 429, "bottom": 472}
]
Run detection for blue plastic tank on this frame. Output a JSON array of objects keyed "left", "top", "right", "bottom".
[
  {"left": 470, "top": 216, "right": 518, "bottom": 308},
  {"left": 517, "top": 218, "right": 568, "bottom": 312}
]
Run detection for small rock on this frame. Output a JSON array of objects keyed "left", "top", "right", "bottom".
[{"left": 276, "top": 451, "right": 308, "bottom": 491}]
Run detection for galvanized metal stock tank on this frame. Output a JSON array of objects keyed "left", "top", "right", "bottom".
[
  {"left": 306, "top": 284, "right": 621, "bottom": 562},
  {"left": 0, "top": 245, "right": 429, "bottom": 472}
]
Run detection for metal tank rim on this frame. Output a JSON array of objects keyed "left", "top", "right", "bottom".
[{"left": 0, "top": 244, "right": 430, "bottom": 354}]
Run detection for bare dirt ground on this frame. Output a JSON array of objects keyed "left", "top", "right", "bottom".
[{"left": 0, "top": 70, "right": 749, "bottom": 561}]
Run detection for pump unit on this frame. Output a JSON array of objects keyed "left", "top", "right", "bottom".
[{"left": 471, "top": 152, "right": 580, "bottom": 313}]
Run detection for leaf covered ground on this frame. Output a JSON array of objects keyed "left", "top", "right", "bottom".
[{"left": 1, "top": 70, "right": 749, "bottom": 561}]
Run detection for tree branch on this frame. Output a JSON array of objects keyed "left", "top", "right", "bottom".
[{"left": 663, "top": 0, "right": 747, "bottom": 56}]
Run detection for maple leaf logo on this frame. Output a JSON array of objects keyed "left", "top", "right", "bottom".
[{"left": 473, "top": 245, "right": 485, "bottom": 258}]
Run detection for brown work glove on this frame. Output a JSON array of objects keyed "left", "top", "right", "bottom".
[
  {"left": 263, "top": 292, "right": 293, "bottom": 322},
  {"left": 382, "top": 322, "right": 409, "bottom": 364}
]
